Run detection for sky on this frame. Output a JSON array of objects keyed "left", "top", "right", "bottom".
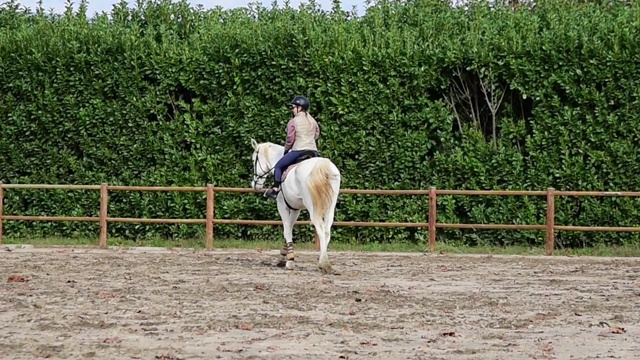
[{"left": 13, "top": 0, "right": 367, "bottom": 15}]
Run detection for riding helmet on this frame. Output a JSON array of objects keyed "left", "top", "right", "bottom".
[{"left": 290, "top": 96, "right": 310, "bottom": 111}]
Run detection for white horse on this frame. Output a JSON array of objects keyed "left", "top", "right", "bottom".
[{"left": 250, "top": 138, "right": 341, "bottom": 274}]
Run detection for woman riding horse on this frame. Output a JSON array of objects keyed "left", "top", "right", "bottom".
[{"left": 264, "top": 95, "right": 320, "bottom": 199}]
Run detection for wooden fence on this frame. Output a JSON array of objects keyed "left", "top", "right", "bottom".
[{"left": 1, "top": 183, "right": 640, "bottom": 255}]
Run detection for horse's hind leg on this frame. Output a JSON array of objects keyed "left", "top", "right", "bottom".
[
  {"left": 315, "top": 182, "right": 339, "bottom": 274},
  {"left": 307, "top": 205, "right": 331, "bottom": 274}
]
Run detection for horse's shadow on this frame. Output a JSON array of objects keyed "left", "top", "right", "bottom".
[{"left": 262, "top": 253, "right": 341, "bottom": 275}]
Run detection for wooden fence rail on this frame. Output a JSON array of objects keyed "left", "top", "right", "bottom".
[{"left": 1, "top": 183, "right": 640, "bottom": 255}]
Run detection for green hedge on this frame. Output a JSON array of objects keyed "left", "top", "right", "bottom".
[{"left": 1, "top": 0, "right": 640, "bottom": 247}]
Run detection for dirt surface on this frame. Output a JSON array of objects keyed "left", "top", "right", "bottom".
[{"left": 1, "top": 246, "right": 639, "bottom": 360}]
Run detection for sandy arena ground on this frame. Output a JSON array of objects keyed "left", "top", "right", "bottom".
[{"left": 1, "top": 245, "right": 639, "bottom": 360}]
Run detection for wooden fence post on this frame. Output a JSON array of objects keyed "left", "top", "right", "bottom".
[
  {"left": 206, "top": 184, "right": 214, "bottom": 250},
  {"left": 0, "top": 183, "right": 3, "bottom": 245},
  {"left": 99, "top": 183, "right": 108, "bottom": 248},
  {"left": 546, "top": 187, "right": 555, "bottom": 255},
  {"left": 428, "top": 186, "right": 437, "bottom": 252}
]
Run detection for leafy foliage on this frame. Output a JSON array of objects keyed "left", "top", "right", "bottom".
[{"left": 1, "top": 0, "right": 640, "bottom": 247}]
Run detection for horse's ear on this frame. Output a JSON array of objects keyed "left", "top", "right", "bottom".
[{"left": 251, "top": 138, "right": 258, "bottom": 150}]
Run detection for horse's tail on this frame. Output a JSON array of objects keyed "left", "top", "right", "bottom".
[{"left": 307, "top": 159, "right": 338, "bottom": 223}]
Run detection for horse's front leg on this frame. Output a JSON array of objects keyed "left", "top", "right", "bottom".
[{"left": 276, "top": 198, "right": 300, "bottom": 270}]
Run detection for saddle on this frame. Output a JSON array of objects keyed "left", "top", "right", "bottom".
[{"left": 281, "top": 150, "right": 320, "bottom": 183}]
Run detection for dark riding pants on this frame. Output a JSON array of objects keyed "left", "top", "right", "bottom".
[{"left": 274, "top": 150, "right": 317, "bottom": 185}]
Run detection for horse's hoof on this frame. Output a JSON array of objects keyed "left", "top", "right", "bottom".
[
  {"left": 276, "top": 259, "right": 286, "bottom": 268},
  {"left": 319, "top": 262, "right": 333, "bottom": 275},
  {"left": 285, "top": 260, "right": 295, "bottom": 270}
]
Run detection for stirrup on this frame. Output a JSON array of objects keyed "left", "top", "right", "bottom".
[{"left": 264, "top": 188, "right": 279, "bottom": 199}]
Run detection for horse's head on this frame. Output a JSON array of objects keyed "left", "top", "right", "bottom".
[{"left": 250, "top": 138, "right": 275, "bottom": 190}]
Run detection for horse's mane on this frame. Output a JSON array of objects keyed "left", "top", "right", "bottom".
[
  {"left": 257, "top": 142, "right": 284, "bottom": 162},
  {"left": 264, "top": 142, "right": 283, "bottom": 150}
]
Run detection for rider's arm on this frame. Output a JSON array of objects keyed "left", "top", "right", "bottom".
[
  {"left": 315, "top": 122, "right": 320, "bottom": 140},
  {"left": 284, "top": 119, "right": 296, "bottom": 153}
]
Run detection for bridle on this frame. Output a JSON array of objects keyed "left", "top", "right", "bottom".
[
  {"left": 252, "top": 146, "right": 299, "bottom": 211},
  {"left": 252, "top": 148, "right": 274, "bottom": 191}
]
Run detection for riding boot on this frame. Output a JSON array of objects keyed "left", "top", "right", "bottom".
[{"left": 264, "top": 181, "right": 281, "bottom": 200}]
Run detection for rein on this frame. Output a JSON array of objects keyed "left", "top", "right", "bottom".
[{"left": 253, "top": 149, "right": 273, "bottom": 191}]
